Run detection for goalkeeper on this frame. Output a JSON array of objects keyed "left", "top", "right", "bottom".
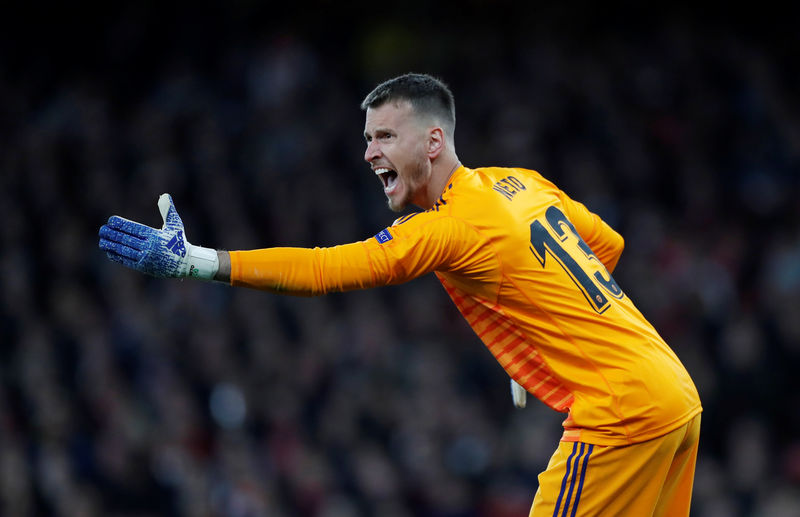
[{"left": 99, "top": 73, "right": 701, "bottom": 516}]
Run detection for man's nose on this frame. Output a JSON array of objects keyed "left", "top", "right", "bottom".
[{"left": 364, "top": 140, "right": 381, "bottom": 163}]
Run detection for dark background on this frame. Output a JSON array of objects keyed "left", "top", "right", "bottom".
[{"left": 1, "top": 2, "right": 799, "bottom": 516}]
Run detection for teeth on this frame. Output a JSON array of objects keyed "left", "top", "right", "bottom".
[{"left": 375, "top": 168, "right": 390, "bottom": 175}]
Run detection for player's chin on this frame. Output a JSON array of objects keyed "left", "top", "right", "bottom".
[
  {"left": 384, "top": 186, "right": 408, "bottom": 212},
  {"left": 386, "top": 196, "right": 406, "bottom": 213}
]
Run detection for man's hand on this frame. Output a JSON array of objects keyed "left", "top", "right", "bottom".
[{"left": 99, "top": 193, "right": 219, "bottom": 280}]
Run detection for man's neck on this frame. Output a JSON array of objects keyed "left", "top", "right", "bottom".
[{"left": 424, "top": 155, "right": 461, "bottom": 208}]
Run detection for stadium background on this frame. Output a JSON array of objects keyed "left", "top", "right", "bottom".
[{"left": 1, "top": 3, "right": 799, "bottom": 516}]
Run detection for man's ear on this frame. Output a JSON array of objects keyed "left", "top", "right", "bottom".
[{"left": 427, "top": 127, "right": 445, "bottom": 159}]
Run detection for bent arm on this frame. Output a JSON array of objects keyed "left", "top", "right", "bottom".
[{"left": 559, "top": 195, "right": 624, "bottom": 273}]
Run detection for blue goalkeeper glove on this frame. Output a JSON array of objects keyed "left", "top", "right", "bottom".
[{"left": 99, "top": 193, "right": 219, "bottom": 280}]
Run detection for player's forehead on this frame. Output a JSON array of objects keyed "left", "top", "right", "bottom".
[{"left": 364, "top": 100, "right": 418, "bottom": 135}]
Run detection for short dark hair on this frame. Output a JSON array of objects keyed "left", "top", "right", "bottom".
[{"left": 361, "top": 73, "right": 456, "bottom": 138}]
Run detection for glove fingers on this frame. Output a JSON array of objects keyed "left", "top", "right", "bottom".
[
  {"left": 99, "top": 224, "right": 147, "bottom": 251},
  {"left": 99, "top": 238, "right": 142, "bottom": 260},
  {"left": 105, "top": 216, "right": 157, "bottom": 239},
  {"left": 105, "top": 251, "right": 142, "bottom": 271},
  {"left": 100, "top": 196, "right": 186, "bottom": 278},
  {"left": 158, "top": 193, "right": 184, "bottom": 231}
]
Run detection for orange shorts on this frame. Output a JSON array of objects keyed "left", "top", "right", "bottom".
[{"left": 530, "top": 414, "right": 701, "bottom": 517}]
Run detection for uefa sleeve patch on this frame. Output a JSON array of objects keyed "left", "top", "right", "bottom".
[{"left": 374, "top": 228, "right": 393, "bottom": 244}]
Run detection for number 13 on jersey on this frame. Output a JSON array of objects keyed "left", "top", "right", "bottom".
[{"left": 529, "top": 206, "right": 624, "bottom": 313}]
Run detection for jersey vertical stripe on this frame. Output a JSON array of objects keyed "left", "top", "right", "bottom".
[
  {"left": 554, "top": 443, "right": 580, "bottom": 517},
  {"left": 570, "top": 444, "right": 593, "bottom": 517},
  {"left": 553, "top": 442, "right": 593, "bottom": 517}
]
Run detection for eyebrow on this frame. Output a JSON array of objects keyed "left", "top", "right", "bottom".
[{"left": 364, "top": 127, "right": 393, "bottom": 140}]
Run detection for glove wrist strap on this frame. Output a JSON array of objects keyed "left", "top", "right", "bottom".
[{"left": 187, "top": 245, "right": 219, "bottom": 281}]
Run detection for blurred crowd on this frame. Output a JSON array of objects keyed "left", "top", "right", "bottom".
[{"left": 1, "top": 4, "right": 799, "bottom": 516}]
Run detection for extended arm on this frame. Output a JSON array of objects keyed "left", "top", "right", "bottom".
[
  {"left": 226, "top": 244, "right": 383, "bottom": 295},
  {"left": 559, "top": 194, "right": 624, "bottom": 273},
  {"left": 100, "top": 194, "right": 474, "bottom": 294},
  {"left": 222, "top": 214, "right": 480, "bottom": 295}
]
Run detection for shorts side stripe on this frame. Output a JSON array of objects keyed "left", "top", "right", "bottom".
[
  {"left": 569, "top": 444, "right": 594, "bottom": 517},
  {"left": 552, "top": 442, "right": 579, "bottom": 517},
  {"left": 560, "top": 443, "right": 586, "bottom": 517}
]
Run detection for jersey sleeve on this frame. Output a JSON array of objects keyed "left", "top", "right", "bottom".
[
  {"left": 229, "top": 212, "right": 482, "bottom": 295},
  {"left": 557, "top": 192, "right": 624, "bottom": 272}
]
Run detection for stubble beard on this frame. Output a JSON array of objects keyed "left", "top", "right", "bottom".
[{"left": 386, "top": 153, "right": 430, "bottom": 213}]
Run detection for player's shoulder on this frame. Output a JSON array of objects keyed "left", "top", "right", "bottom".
[
  {"left": 446, "top": 165, "right": 556, "bottom": 207},
  {"left": 471, "top": 165, "right": 549, "bottom": 185},
  {"left": 391, "top": 211, "right": 427, "bottom": 227},
  {"left": 376, "top": 206, "right": 472, "bottom": 247}
]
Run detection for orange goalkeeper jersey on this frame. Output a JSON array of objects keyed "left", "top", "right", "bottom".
[{"left": 230, "top": 165, "right": 701, "bottom": 446}]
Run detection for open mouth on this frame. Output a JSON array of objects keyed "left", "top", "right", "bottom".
[{"left": 375, "top": 167, "right": 399, "bottom": 193}]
